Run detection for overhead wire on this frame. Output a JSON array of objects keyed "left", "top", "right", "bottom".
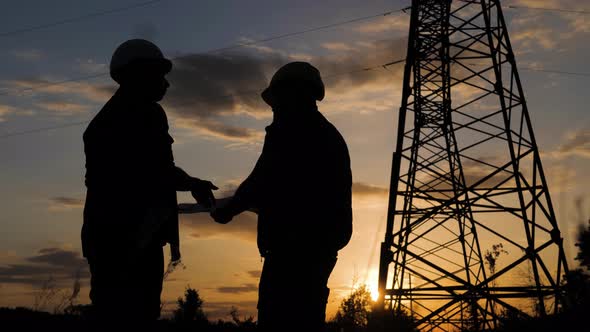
[
  {"left": 462, "top": 62, "right": 590, "bottom": 77},
  {"left": 0, "top": 120, "right": 91, "bottom": 139},
  {"left": 505, "top": 5, "right": 590, "bottom": 15},
  {"left": 519, "top": 67, "right": 590, "bottom": 77},
  {"left": 0, "top": 7, "right": 410, "bottom": 97},
  {"left": 0, "top": 0, "right": 167, "bottom": 38},
  {"left": 2, "top": 1, "right": 587, "bottom": 40},
  {"left": 3, "top": 3, "right": 587, "bottom": 97}
]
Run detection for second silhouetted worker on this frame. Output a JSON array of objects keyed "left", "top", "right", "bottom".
[{"left": 212, "top": 61, "right": 353, "bottom": 332}]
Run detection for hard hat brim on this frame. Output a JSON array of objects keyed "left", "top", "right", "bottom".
[
  {"left": 261, "top": 86, "right": 274, "bottom": 107},
  {"left": 260, "top": 83, "right": 324, "bottom": 107},
  {"left": 110, "top": 58, "right": 173, "bottom": 83},
  {"left": 147, "top": 58, "right": 173, "bottom": 74}
]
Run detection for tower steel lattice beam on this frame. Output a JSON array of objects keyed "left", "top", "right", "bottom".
[{"left": 377, "top": 1, "right": 569, "bottom": 331}]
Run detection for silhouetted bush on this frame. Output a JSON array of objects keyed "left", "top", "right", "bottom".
[
  {"left": 333, "top": 284, "right": 373, "bottom": 330},
  {"left": 173, "top": 286, "right": 209, "bottom": 329},
  {"left": 367, "top": 307, "right": 419, "bottom": 332},
  {"left": 576, "top": 219, "right": 590, "bottom": 270},
  {"left": 329, "top": 283, "right": 419, "bottom": 332}
]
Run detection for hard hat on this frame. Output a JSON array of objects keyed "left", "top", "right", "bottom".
[
  {"left": 109, "top": 39, "right": 172, "bottom": 83},
  {"left": 261, "top": 61, "right": 325, "bottom": 106}
]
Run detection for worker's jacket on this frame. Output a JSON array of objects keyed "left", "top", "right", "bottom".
[
  {"left": 230, "top": 107, "right": 353, "bottom": 257},
  {"left": 82, "top": 88, "right": 179, "bottom": 259}
]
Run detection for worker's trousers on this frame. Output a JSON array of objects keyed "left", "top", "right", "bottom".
[
  {"left": 86, "top": 242, "right": 164, "bottom": 327},
  {"left": 257, "top": 253, "right": 337, "bottom": 332}
]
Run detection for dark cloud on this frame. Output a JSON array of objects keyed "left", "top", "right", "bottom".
[
  {"left": 216, "top": 283, "right": 258, "bottom": 294},
  {"left": 6, "top": 38, "right": 406, "bottom": 142},
  {"left": 166, "top": 52, "right": 283, "bottom": 116},
  {"left": 49, "top": 196, "right": 84, "bottom": 210},
  {"left": 247, "top": 270, "right": 261, "bottom": 279},
  {"left": 0, "top": 248, "right": 88, "bottom": 287},
  {"left": 161, "top": 38, "right": 406, "bottom": 141},
  {"left": 26, "top": 248, "right": 86, "bottom": 268}
]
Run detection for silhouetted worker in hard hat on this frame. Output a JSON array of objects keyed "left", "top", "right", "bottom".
[
  {"left": 211, "top": 62, "right": 353, "bottom": 332},
  {"left": 82, "top": 39, "right": 217, "bottom": 328}
]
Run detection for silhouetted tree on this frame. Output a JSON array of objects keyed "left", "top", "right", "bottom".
[
  {"left": 32, "top": 276, "right": 60, "bottom": 312},
  {"left": 560, "top": 218, "right": 590, "bottom": 326},
  {"left": 575, "top": 219, "right": 590, "bottom": 270},
  {"left": 334, "top": 284, "right": 372, "bottom": 330},
  {"left": 562, "top": 268, "right": 590, "bottom": 309},
  {"left": 174, "top": 286, "right": 208, "bottom": 324},
  {"left": 367, "top": 307, "right": 419, "bottom": 332},
  {"left": 229, "top": 306, "right": 256, "bottom": 330},
  {"left": 469, "top": 243, "right": 508, "bottom": 330},
  {"left": 484, "top": 243, "right": 508, "bottom": 279}
]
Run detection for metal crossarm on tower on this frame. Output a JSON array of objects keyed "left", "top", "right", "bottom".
[{"left": 377, "top": 0, "right": 569, "bottom": 331}]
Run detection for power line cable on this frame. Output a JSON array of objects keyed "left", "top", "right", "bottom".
[
  {"left": 519, "top": 67, "right": 590, "bottom": 77},
  {"left": 505, "top": 5, "right": 590, "bottom": 15},
  {"left": 0, "top": 7, "right": 410, "bottom": 97},
  {"left": 3, "top": 0, "right": 586, "bottom": 41},
  {"left": 0, "top": 120, "right": 91, "bottom": 139},
  {"left": 2, "top": 73, "right": 109, "bottom": 96},
  {"left": 0, "top": 0, "right": 166, "bottom": 38},
  {"left": 189, "top": 7, "right": 411, "bottom": 57},
  {"left": 4, "top": 3, "right": 585, "bottom": 97},
  {"left": 456, "top": 0, "right": 590, "bottom": 15},
  {"left": 462, "top": 62, "right": 590, "bottom": 77},
  {"left": 0, "top": 58, "right": 406, "bottom": 140}
]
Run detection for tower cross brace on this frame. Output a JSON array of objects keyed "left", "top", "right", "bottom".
[{"left": 377, "top": 1, "right": 569, "bottom": 330}]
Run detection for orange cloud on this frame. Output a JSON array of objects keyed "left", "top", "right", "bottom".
[
  {"left": 35, "top": 101, "right": 90, "bottom": 115},
  {"left": 0, "top": 105, "right": 16, "bottom": 122},
  {"left": 356, "top": 13, "right": 410, "bottom": 34},
  {"left": 48, "top": 196, "right": 85, "bottom": 211},
  {"left": 553, "top": 129, "right": 590, "bottom": 158}
]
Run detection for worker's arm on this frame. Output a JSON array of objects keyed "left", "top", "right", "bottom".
[
  {"left": 223, "top": 164, "right": 262, "bottom": 217},
  {"left": 211, "top": 133, "right": 271, "bottom": 223},
  {"left": 152, "top": 103, "right": 218, "bottom": 202},
  {"left": 172, "top": 166, "right": 218, "bottom": 207}
]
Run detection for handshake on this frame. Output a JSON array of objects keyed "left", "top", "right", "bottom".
[{"left": 187, "top": 178, "right": 234, "bottom": 225}]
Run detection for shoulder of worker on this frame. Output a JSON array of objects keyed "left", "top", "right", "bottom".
[
  {"left": 83, "top": 92, "right": 123, "bottom": 142},
  {"left": 84, "top": 92, "right": 169, "bottom": 141},
  {"left": 316, "top": 111, "right": 349, "bottom": 146}
]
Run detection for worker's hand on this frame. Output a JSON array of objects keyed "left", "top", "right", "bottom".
[
  {"left": 211, "top": 207, "right": 233, "bottom": 224},
  {"left": 191, "top": 179, "right": 218, "bottom": 208},
  {"left": 171, "top": 244, "right": 181, "bottom": 262}
]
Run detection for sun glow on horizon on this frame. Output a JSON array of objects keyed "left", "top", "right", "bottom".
[
  {"left": 361, "top": 269, "right": 380, "bottom": 302},
  {"left": 368, "top": 282, "right": 379, "bottom": 302}
]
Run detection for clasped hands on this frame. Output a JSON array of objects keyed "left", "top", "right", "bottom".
[
  {"left": 190, "top": 178, "right": 218, "bottom": 208},
  {"left": 189, "top": 178, "right": 233, "bottom": 225}
]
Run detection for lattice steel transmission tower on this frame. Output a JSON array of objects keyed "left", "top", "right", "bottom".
[{"left": 377, "top": 0, "right": 569, "bottom": 330}]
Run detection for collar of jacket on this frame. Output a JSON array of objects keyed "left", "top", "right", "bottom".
[
  {"left": 114, "top": 87, "right": 159, "bottom": 108},
  {"left": 267, "top": 106, "right": 322, "bottom": 131}
]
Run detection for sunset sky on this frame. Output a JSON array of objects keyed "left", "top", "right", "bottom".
[{"left": 0, "top": 0, "right": 589, "bottom": 320}]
